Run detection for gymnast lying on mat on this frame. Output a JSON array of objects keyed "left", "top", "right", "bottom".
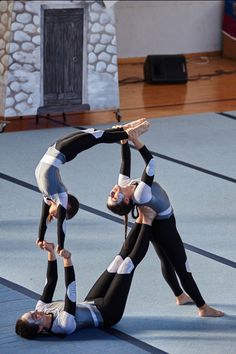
[
  {"left": 15, "top": 206, "right": 155, "bottom": 339},
  {"left": 106, "top": 134, "right": 224, "bottom": 318},
  {"left": 35, "top": 118, "right": 149, "bottom": 254}
]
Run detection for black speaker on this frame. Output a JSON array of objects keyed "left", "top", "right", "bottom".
[{"left": 144, "top": 55, "right": 188, "bottom": 84}]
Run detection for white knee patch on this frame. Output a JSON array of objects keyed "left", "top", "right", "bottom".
[
  {"left": 67, "top": 281, "right": 76, "bottom": 302},
  {"left": 117, "top": 257, "right": 134, "bottom": 274},
  {"left": 107, "top": 255, "right": 123, "bottom": 273},
  {"left": 185, "top": 260, "right": 191, "bottom": 273},
  {"left": 146, "top": 158, "right": 155, "bottom": 176},
  {"left": 86, "top": 128, "right": 103, "bottom": 138}
]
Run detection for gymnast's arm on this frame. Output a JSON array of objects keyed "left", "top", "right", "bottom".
[
  {"left": 56, "top": 203, "right": 67, "bottom": 252},
  {"left": 55, "top": 249, "right": 77, "bottom": 335},
  {"left": 132, "top": 137, "right": 155, "bottom": 204},
  {"left": 36, "top": 199, "right": 50, "bottom": 248},
  {"left": 61, "top": 250, "right": 76, "bottom": 317},
  {"left": 37, "top": 242, "right": 58, "bottom": 305},
  {"left": 118, "top": 140, "right": 132, "bottom": 186}
]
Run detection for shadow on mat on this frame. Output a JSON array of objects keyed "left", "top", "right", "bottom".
[
  {"left": 37, "top": 310, "right": 236, "bottom": 342},
  {"left": 37, "top": 328, "right": 114, "bottom": 342}
]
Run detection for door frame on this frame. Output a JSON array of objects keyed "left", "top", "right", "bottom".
[{"left": 40, "top": 3, "right": 88, "bottom": 108}]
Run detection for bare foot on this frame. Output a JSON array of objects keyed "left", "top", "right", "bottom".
[
  {"left": 112, "top": 118, "right": 146, "bottom": 131},
  {"left": 127, "top": 121, "right": 150, "bottom": 139},
  {"left": 122, "top": 118, "right": 146, "bottom": 130},
  {"left": 198, "top": 304, "right": 224, "bottom": 317},
  {"left": 176, "top": 292, "right": 193, "bottom": 305}
]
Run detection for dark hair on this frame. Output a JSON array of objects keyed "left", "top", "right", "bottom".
[
  {"left": 15, "top": 319, "right": 40, "bottom": 340},
  {"left": 107, "top": 197, "right": 136, "bottom": 238},
  {"left": 66, "top": 194, "right": 80, "bottom": 220},
  {"left": 106, "top": 197, "right": 133, "bottom": 216}
]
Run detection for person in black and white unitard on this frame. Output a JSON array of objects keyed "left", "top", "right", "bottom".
[
  {"left": 35, "top": 118, "right": 149, "bottom": 254},
  {"left": 106, "top": 130, "right": 224, "bottom": 317},
  {"left": 15, "top": 206, "right": 156, "bottom": 339}
]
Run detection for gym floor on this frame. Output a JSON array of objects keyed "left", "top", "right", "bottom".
[{"left": 0, "top": 112, "right": 236, "bottom": 354}]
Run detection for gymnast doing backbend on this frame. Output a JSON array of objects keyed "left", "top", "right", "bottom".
[
  {"left": 106, "top": 130, "right": 224, "bottom": 317},
  {"left": 35, "top": 118, "right": 149, "bottom": 253}
]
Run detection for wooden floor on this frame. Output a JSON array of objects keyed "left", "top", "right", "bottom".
[{"left": 3, "top": 53, "right": 236, "bottom": 132}]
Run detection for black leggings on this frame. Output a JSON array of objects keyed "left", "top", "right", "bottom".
[
  {"left": 84, "top": 223, "right": 152, "bottom": 327},
  {"left": 151, "top": 215, "right": 205, "bottom": 308},
  {"left": 123, "top": 222, "right": 184, "bottom": 299}
]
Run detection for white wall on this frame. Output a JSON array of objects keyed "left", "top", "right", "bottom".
[{"left": 115, "top": 0, "right": 225, "bottom": 58}]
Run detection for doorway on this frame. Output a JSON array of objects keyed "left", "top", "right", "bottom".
[{"left": 38, "top": 7, "right": 89, "bottom": 115}]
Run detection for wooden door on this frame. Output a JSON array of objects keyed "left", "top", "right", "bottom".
[{"left": 43, "top": 8, "right": 84, "bottom": 108}]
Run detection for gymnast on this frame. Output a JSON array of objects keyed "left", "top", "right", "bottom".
[
  {"left": 106, "top": 132, "right": 224, "bottom": 317},
  {"left": 35, "top": 118, "right": 149, "bottom": 253},
  {"left": 15, "top": 206, "right": 156, "bottom": 339}
]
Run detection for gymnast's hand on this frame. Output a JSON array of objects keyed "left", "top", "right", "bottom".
[
  {"left": 42, "top": 241, "right": 55, "bottom": 253},
  {"left": 42, "top": 241, "right": 56, "bottom": 261},
  {"left": 36, "top": 239, "right": 44, "bottom": 250},
  {"left": 59, "top": 249, "right": 71, "bottom": 259}
]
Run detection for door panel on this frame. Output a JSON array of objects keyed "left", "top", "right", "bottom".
[
  {"left": 44, "top": 19, "right": 64, "bottom": 104},
  {"left": 43, "top": 8, "right": 84, "bottom": 107},
  {"left": 63, "top": 19, "right": 83, "bottom": 103}
]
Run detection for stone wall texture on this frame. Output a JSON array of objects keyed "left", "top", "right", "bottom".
[
  {"left": 0, "top": 0, "right": 119, "bottom": 118},
  {"left": 0, "top": 0, "right": 14, "bottom": 116}
]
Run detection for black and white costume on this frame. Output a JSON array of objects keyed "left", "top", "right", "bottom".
[
  {"left": 35, "top": 128, "right": 128, "bottom": 251},
  {"left": 117, "top": 142, "right": 205, "bottom": 308},
  {"left": 35, "top": 223, "right": 152, "bottom": 335}
]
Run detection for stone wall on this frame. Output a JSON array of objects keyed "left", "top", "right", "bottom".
[
  {"left": 87, "top": 1, "right": 119, "bottom": 112},
  {"left": 0, "top": 0, "right": 119, "bottom": 118},
  {"left": 0, "top": 0, "right": 14, "bottom": 116}
]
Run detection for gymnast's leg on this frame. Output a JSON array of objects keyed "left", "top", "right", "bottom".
[
  {"left": 150, "top": 228, "right": 193, "bottom": 305},
  {"left": 96, "top": 222, "right": 152, "bottom": 327},
  {"left": 86, "top": 207, "right": 155, "bottom": 326},
  {"left": 84, "top": 222, "right": 142, "bottom": 301},
  {"left": 152, "top": 216, "right": 224, "bottom": 317}
]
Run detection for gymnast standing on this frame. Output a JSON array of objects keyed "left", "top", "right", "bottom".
[
  {"left": 15, "top": 206, "right": 156, "bottom": 339},
  {"left": 35, "top": 118, "right": 149, "bottom": 254},
  {"left": 106, "top": 133, "right": 224, "bottom": 317}
]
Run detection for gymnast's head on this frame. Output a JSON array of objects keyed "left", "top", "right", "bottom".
[
  {"left": 107, "top": 184, "right": 140, "bottom": 238},
  {"left": 15, "top": 310, "right": 50, "bottom": 339},
  {"left": 66, "top": 194, "right": 80, "bottom": 219},
  {"left": 48, "top": 194, "right": 80, "bottom": 222},
  {"left": 106, "top": 184, "right": 134, "bottom": 216}
]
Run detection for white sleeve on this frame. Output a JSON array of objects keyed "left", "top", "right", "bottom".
[
  {"left": 53, "top": 192, "right": 68, "bottom": 209},
  {"left": 43, "top": 197, "right": 51, "bottom": 205},
  {"left": 35, "top": 300, "right": 49, "bottom": 311},
  {"left": 133, "top": 181, "right": 152, "bottom": 204},
  {"left": 118, "top": 174, "right": 132, "bottom": 187},
  {"left": 84, "top": 128, "right": 104, "bottom": 138},
  {"left": 53, "top": 311, "right": 77, "bottom": 335}
]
